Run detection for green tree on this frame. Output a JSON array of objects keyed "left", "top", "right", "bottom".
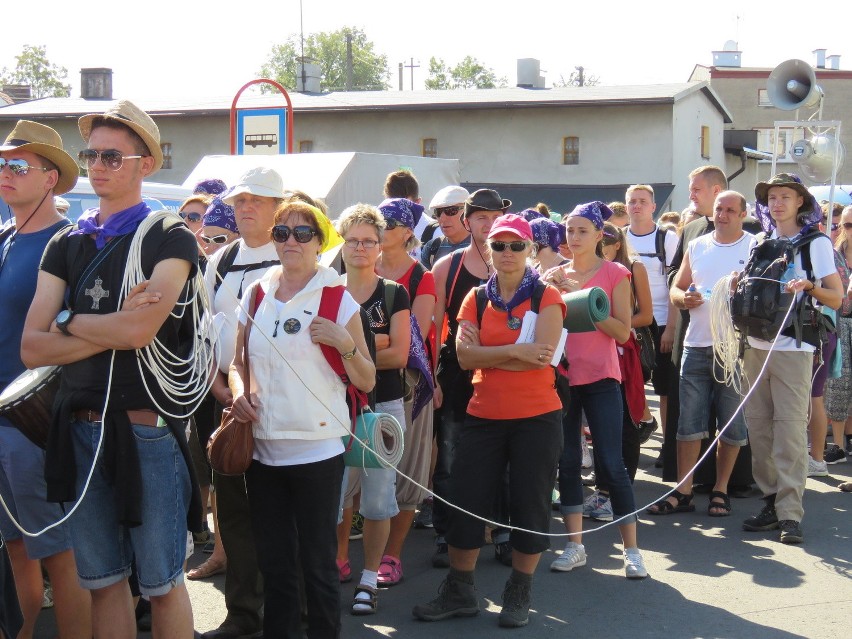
[
  {"left": 425, "top": 56, "right": 506, "bottom": 90},
  {"left": 260, "top": 27, "right": 389, "bottom": 92},
  {"left": 1, "top": 45, "right": 71, "bottom": 98}
]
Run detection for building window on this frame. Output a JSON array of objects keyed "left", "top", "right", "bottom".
[
  {"left": 422, "top": 138, "right": 437, "bottom": 158},
  {"left": 700, "top": 126, "right": 711, "bottom": 159},
  {"left": 562, "top": 136, "right": 579, "bottom": 165},
  {"left": 160, "top": 143, "right": 172, "bottom": 169},
  {"left": 299, "top": 140, "right": 313, "bottom": 153},
  {"left": 757, "top": 89, "right": 773, "bottom": 107}
]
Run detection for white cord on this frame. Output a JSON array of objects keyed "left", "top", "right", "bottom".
[{"left": 709, "top": 274, "right": 744, "bottom": 394}]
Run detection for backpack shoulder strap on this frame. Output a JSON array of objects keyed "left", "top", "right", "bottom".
[
  {"left": 409, "top": 262, "right": 426, "bottom": 300},
  {"left": 445, "top": 249, "right": 465, "bottom": 301},
  {"left": 530, "top": 280, "right": 546, "bottom": 314},
  {"left": 422, "top": 237, "right": 440, "bottom": 268},
  {"left": 214, "top": 241, "right": 241, "bottom": 294},
  {"left": 421, "top": 221, "right": 439, "bottom": 243},
  {"left": 317, "top": 285, "right": 347, "bottom": 379},
  {"left": 655, "top": 227, "right": 667, "bottom": 265},
  {"left": 474, "top": 285, "right": 488, "bottom": 326}
]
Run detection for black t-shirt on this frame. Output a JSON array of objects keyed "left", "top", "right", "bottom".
[
  {"left": 361, "top": 277, "right": 410, "bottom": 403},
  {"left": 40, "top": 215, "right": 199, "bottom": 414}
]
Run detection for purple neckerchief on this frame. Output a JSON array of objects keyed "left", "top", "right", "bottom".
[
  {"left": 485, "top": 266, "right": 540, "bottom": 325},
  {"left": 71, "top": 202, "right": 152, "bottom": 250}
]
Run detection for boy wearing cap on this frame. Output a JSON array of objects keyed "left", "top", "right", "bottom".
[
  {"left": 21, "top": 101, "right": 201, "bottom": 636},
  {"left": 0, "top": 120, "right": 92, "bottom": 639}
]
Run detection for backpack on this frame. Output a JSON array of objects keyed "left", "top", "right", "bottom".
[
  {"left": 730, "top": 228, "right": 834, "bottom": 351},
  {"left": 420, "top": 220, "right": 440, "bottom": 244},
  {"left": 214, "top": 241, "right": 279, "bottom": 296},
  {"left": 635, "top": 227, "right": 668, "bottom": 275}
]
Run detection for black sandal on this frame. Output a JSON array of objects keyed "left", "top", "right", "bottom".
[
  {"left": 647, "top": 490, "right": 695, "bottom": 515},
  {"left": 708, "top": 491, "right": 732, "bottom": 517},
  {"left": 351, "top": 585, "right": 378, "bottom": 616}
]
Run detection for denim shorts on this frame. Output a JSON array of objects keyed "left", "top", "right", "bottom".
[
  {"left": 341, "top": 399, "right": 404, "bottom": 521},
  {"left": 0, "top": 421, "right": 74, "bottom": 559},
  {"left": 678, "top": 346, "right": 748, "bottom": 446},
  {"left": 69, "top": 419, "right": 191, "bottom": 596}
]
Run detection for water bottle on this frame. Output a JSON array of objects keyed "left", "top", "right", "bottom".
[{"left": 780, "top": 260, "right": 796, "bottom": 293}]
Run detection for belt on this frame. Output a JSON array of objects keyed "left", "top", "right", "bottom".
[{"left": 72, "top": 409, "right": 160, "bottom": 427}]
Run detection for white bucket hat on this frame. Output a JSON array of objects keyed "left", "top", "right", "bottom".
[{"left": 222, "top": 166, "right": 287, "bottom": 204}]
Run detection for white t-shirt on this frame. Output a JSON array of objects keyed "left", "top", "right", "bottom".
[
  {"left": 627, "top": 226, "right": 679, "bottom": 325},
  {"left": 747, "top": 232, "right": 836, "bottom": 353},
  {"left": 684, "top": 232, "right": 755, "bottom": 347}
]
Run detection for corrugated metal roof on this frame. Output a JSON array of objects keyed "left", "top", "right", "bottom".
[{"left": 0, "top": 82, "right": 731, "bottom": 122}]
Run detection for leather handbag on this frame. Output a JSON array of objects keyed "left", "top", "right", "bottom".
[{"left": 207, "top": 283, "right": 261, "bottom": 476}]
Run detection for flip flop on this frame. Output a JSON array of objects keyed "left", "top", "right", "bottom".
[{"left": 186, "top": 558, "right": 226, "bottom": 580}]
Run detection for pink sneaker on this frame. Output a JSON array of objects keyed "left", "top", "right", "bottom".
[
  {"left": 377, "top": 554, "right": 403, "bottom": 586},
  {"left": 337, "top": 559, "right": 352, "bottom": 583}
]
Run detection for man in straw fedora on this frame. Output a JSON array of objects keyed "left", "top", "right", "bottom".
[
  {"left": 22, "top": 100, "right": 203, "bottom": 637},
  {"left": 0, "top": 120, "right": 92, "bottom": 638}
]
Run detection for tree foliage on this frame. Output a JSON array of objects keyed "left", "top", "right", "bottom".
[
  {"left": 553, "top": 67, "right": 601, "bottom": 87},
  {"left": 260, "top": 27, "right": 389, "bottom": 92},
  {"left": 425, "top": 56, "right": 507, "bottom": 90},
  {"left": 1, "top": 45, "right": 71, "bottom": 99}
]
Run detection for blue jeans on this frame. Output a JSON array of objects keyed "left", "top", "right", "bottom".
[
  {"left": 559, "top": 379, "right": 637, "bottom": 523},
  {"left": 69, "top": 420, "right": 191, "bottom": 596},
  {"left": 678, "top": 346, "right": 748, "bottom": 446}
]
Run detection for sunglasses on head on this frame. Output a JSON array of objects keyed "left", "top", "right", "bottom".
[
  {"left": 0, "top": 158, "right": 51, "bottom": 177},
  {"left": 201, "top": 233, "right": 230, "bottom": 244},
  {"left": 385, "top": 218, "right": 405, "bottom": 230},
  {"left": 180, "top": 211, "right": 202, "bottom": 223},
  {"left": 435, "top": 205, "right": 463, "bottom": 217},
  {"left": 489, "top": 240, "right": 528, "bottom": 252},
  {"left": 271, "top": 224, "right": 317, "bottom": 244},
  {"left": 78, "top": 149, "right": 144, "bottom": 171}
]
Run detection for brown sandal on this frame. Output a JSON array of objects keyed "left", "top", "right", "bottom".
[{"left": 186, "top": 558, "right": 226, "bottom": 580}]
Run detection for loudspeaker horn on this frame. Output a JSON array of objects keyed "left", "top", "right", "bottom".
[
  {"left": 767, "top": 59, "right": 823, "bottom": 110},
  {"left": 790, "top": 134, "right": 845, "bottom": 183}
]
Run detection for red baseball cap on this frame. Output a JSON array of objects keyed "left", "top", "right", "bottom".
[{"left": 487, "top": 213, "right": 532, "bottom": 241}]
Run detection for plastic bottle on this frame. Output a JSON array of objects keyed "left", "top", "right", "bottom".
[{"left": 780, "top": 260, "right": 796, "bottom": 293}]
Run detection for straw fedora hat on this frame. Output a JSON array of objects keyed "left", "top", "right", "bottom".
[
  {"left": 0, "top": 120, "right": 78, "bottom": 195},
  {"left": 78, "top": 100, "right": 163, "bottom": 174}
]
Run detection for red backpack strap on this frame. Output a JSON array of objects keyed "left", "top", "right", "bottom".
[{"left": 253, "top": 284, "right": 265, "bottom": 314}]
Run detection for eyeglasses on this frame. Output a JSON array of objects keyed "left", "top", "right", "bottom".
[
  {"left": 385, "top": 218, "right": 405, "bottom": 230},
  {"left": 343, "top": 238, "right": 379, "bottom": 249},
  {"left": 78, "top": 149, "right": 145, "bottom": 171},
  {"left": 843, "top": 222, "right": 852, "bottom": 230},
  {"left": 180, "top": 211, "right": 202, "bottom": 223},
  {"left": 271, "top": 224, "right": 317, "bottom": 244},
  {"left": 435, "top": 205, "right": 463, "bottom": 217},
  {"left": 201, "top": 233, "right": 230, "bottom": 244},
  {"left": 489, "top": 240, "right": 528, "bottom": 252},
  {"left": 0, "top": 158, "right": 50, "bottom": 177}
]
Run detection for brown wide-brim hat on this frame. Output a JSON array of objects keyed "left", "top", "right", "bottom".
[
  {"left": 464, "top": 188, "right": 511, "bottom": 215},
  {"left": 78, "top": 100, "right": 163, "bottom": 174},
  {"left": 0, "top": 120, "right": 78, "bottom": 195},
  {"left": 754, "top": 172, "right": 815, "bottom": 209}
]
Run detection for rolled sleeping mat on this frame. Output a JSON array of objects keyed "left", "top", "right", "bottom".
[
  {"left": 562, "top": 286, "right": 611, "bottom": 333},
  {"left": 342, "top": 410, "right": 405, "bottom": 469}
]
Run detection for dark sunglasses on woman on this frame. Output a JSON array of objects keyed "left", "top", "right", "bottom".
[
  {"left": 489, "top": 240, "right": 528, "bottom": 252},
  {"left": 271, "top": 224, "right": 317, "bottom": 243}
]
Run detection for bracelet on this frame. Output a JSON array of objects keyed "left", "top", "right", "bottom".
[{"left": 807, "top": 281, "right": 816, "bottom": 293}]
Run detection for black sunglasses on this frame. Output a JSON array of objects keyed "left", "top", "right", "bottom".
[
  {"left": 201, "top": 233, "right": 230, "bottom": 244},
  {"left": 385, "top": 218, "right": 406, "bottom": 230},
  {"left": 271, "top": 224, "right": 317, "bottom": 244},
  {"left": 489, "top": 240, "right": 528, "bottom": 253},
  {"left": 78, "top": 149, "right": 144, "bottom": 171},
  {"left": 180, "top": 211, "right": 202, "bottom": 223},
  {"left": 0, "top": 158, "right": 51, "bottom": 176},
  {"left": 435, "top": 205, "right": 463, "bottom": 217}
]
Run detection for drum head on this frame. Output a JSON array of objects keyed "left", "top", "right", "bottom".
[{"left": 0, "top": 366, "right": 59, "bottom": 407}]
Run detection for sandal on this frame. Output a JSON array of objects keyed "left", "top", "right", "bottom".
[
  {"left": 351, "top": 585, "right": 377, "bottom": 616},
  {"left": 646, "top": 490, "right": 695, "bottom": 515},
  {"left": 708, "top": 491, "right": 732, "bottom": 517},
  {"left": 186, "top": 557, "right": 226, "bottom": 580},
  {"left": 377, "top": 554, "right": 403, "bottom": 587},
  {"left": 337, "top": 559, "right": 352, "bottom": 583}
]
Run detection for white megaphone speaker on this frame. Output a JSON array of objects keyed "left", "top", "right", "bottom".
[
  {"left": 767, "top": 59, "right": 823, "bottom": 110},
  {"left": 790, "top": 134, "right": 846, "bottom": 183}
]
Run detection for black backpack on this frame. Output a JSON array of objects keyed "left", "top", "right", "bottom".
[
  {"left": 635, "top": 227, "right": 668, "bottom": 276},
  {"left": 213, "top": 242, "right": 279, "bottom": 297},
  {"left": 730, "top": 228, "right": 833, "bottom": 350}
]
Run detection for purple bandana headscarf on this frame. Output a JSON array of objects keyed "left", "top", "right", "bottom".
[
  {"left": 567, "top": 201, "right": 613, "bottom": 230},
  {"left": 71, "top": 202, "right": 152, "bottom": 250},
  {"left": 193, "top": 178, "right": 227, "bottom": 196},
  {"left": 203, "top": 197, "right": 238, "bottom": 233},
  {"left": 520, "top": 208, "right": 547, "bottom": 222},
  {"left": 485, "top": 266, "right": 540, "bottom": 328},
  {"left": 378, "top": 198, "right": 421, "bottom": 229},
  {"left": 529, "top": 217, "right": 566, "bottom": 252}
]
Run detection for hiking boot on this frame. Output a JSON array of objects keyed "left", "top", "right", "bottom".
[
  {"left": 432, "top": 540, "right": 450, "bottom": 568},
  {"left": 807, "top": 457, "right": 828, "bottom": 477},
  {"left": 413, "top": 498, "right": 434, "bottom": 528},
  {"left": 779, "top": 520, "right": 804, "bottom": 544},
  {"left": 412, "top": 574, "right": 479, "bottom": 621},
  {"left": 823, "top": 444, "right": 847, "bottom": 465},
  {"left": 498, "top": 578, "right": 531, "bottom": 628},
  {"left": 742, "top": 497, "right": 779, "bottom": 531},
  {"left": 550, "top": 542, "right": 587, "bottom": 572}
]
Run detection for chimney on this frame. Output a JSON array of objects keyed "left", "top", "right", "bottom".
[
  {"left": 80, "top": 68, "right": 113, "bottom": 100},
  {"left": 0, "top": 84, "right": 32, "bottom": 103},
  {"left": 295, "top": 58, "right": 321, "bottom": 93},
  {"left": 827, "top": 54, "right": 841, "bottom": 70},
  {"left": 712, "top": 41, "right": 741, "bottom": 68},
  {"left": 813, "top": 48, "right": 827, "bottom": 69},
  {"left": 516, "top": 58, "right": 545, "bottom": 89}
]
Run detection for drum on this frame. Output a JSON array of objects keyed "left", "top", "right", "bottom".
[{"left": 0, "top": 366, "right": 60, "bottom": 448}]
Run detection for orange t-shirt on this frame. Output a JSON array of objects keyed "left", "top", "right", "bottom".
[{"left": 458, "top": 285, "right": 566, "bottom": 420}]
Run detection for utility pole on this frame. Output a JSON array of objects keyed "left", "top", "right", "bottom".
[
  {"left": 398, "top": 63, "right": 404, "bottom": 91},
  {"left": 575, "top": 66, "right": 585, "bottom": 87},
  {"left": 404, "top": 58, "right": 420, "bottom": 90},
  {"left": 345, "top": 31, "right": 353, "bottom": 91}
]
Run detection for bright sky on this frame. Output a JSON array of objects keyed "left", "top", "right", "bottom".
[{"left": 3, "top": 1, "right": 851, "bottom": 100}]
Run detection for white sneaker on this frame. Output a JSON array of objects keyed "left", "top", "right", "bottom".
[
  {"left": 807, "top": 456, "right": 828, "bottom": 477},
  {"left": 550, "top": 542, "right": 587, "bottom": 572},
  {"left": 589, "top": 494, "right": 613, "bottom": 522},
  {"left": 581, "top": 434, "right": 593, "bottom": 469},
  {"left": 624, "top": 548, "right": 648, "bottom": 579},
  {"left": 582, "top": 490, "right": 600, "bottom": 518}
]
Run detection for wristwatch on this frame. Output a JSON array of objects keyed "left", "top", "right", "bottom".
[
  {"left": 56, "top": 309, "right": 75, "bottom": 336},
  {"left": 342, "top": 345, "right": 357, "bottom": 360}
]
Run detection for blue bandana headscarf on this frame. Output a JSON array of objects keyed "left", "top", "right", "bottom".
[
  {"left": 520, "top": 208, "right": 547, "bottom": 222},
  {"left": 378, "top": 198, "right": 422, "bottom": 229},
  {"left": 529, "top": 217, "right": 566, "bottom": 252},
  {"left": 193, "top": 178, "right": 227, "bottom": 196},
  {"left": 567, "top": 201, "right": 613, "bottom": 230},
  {"left": 202, "top": 197, "right": 238, "bottom": 233},
  {"left": 71, "top": 202, "right": 152, "bottom": 250}
]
